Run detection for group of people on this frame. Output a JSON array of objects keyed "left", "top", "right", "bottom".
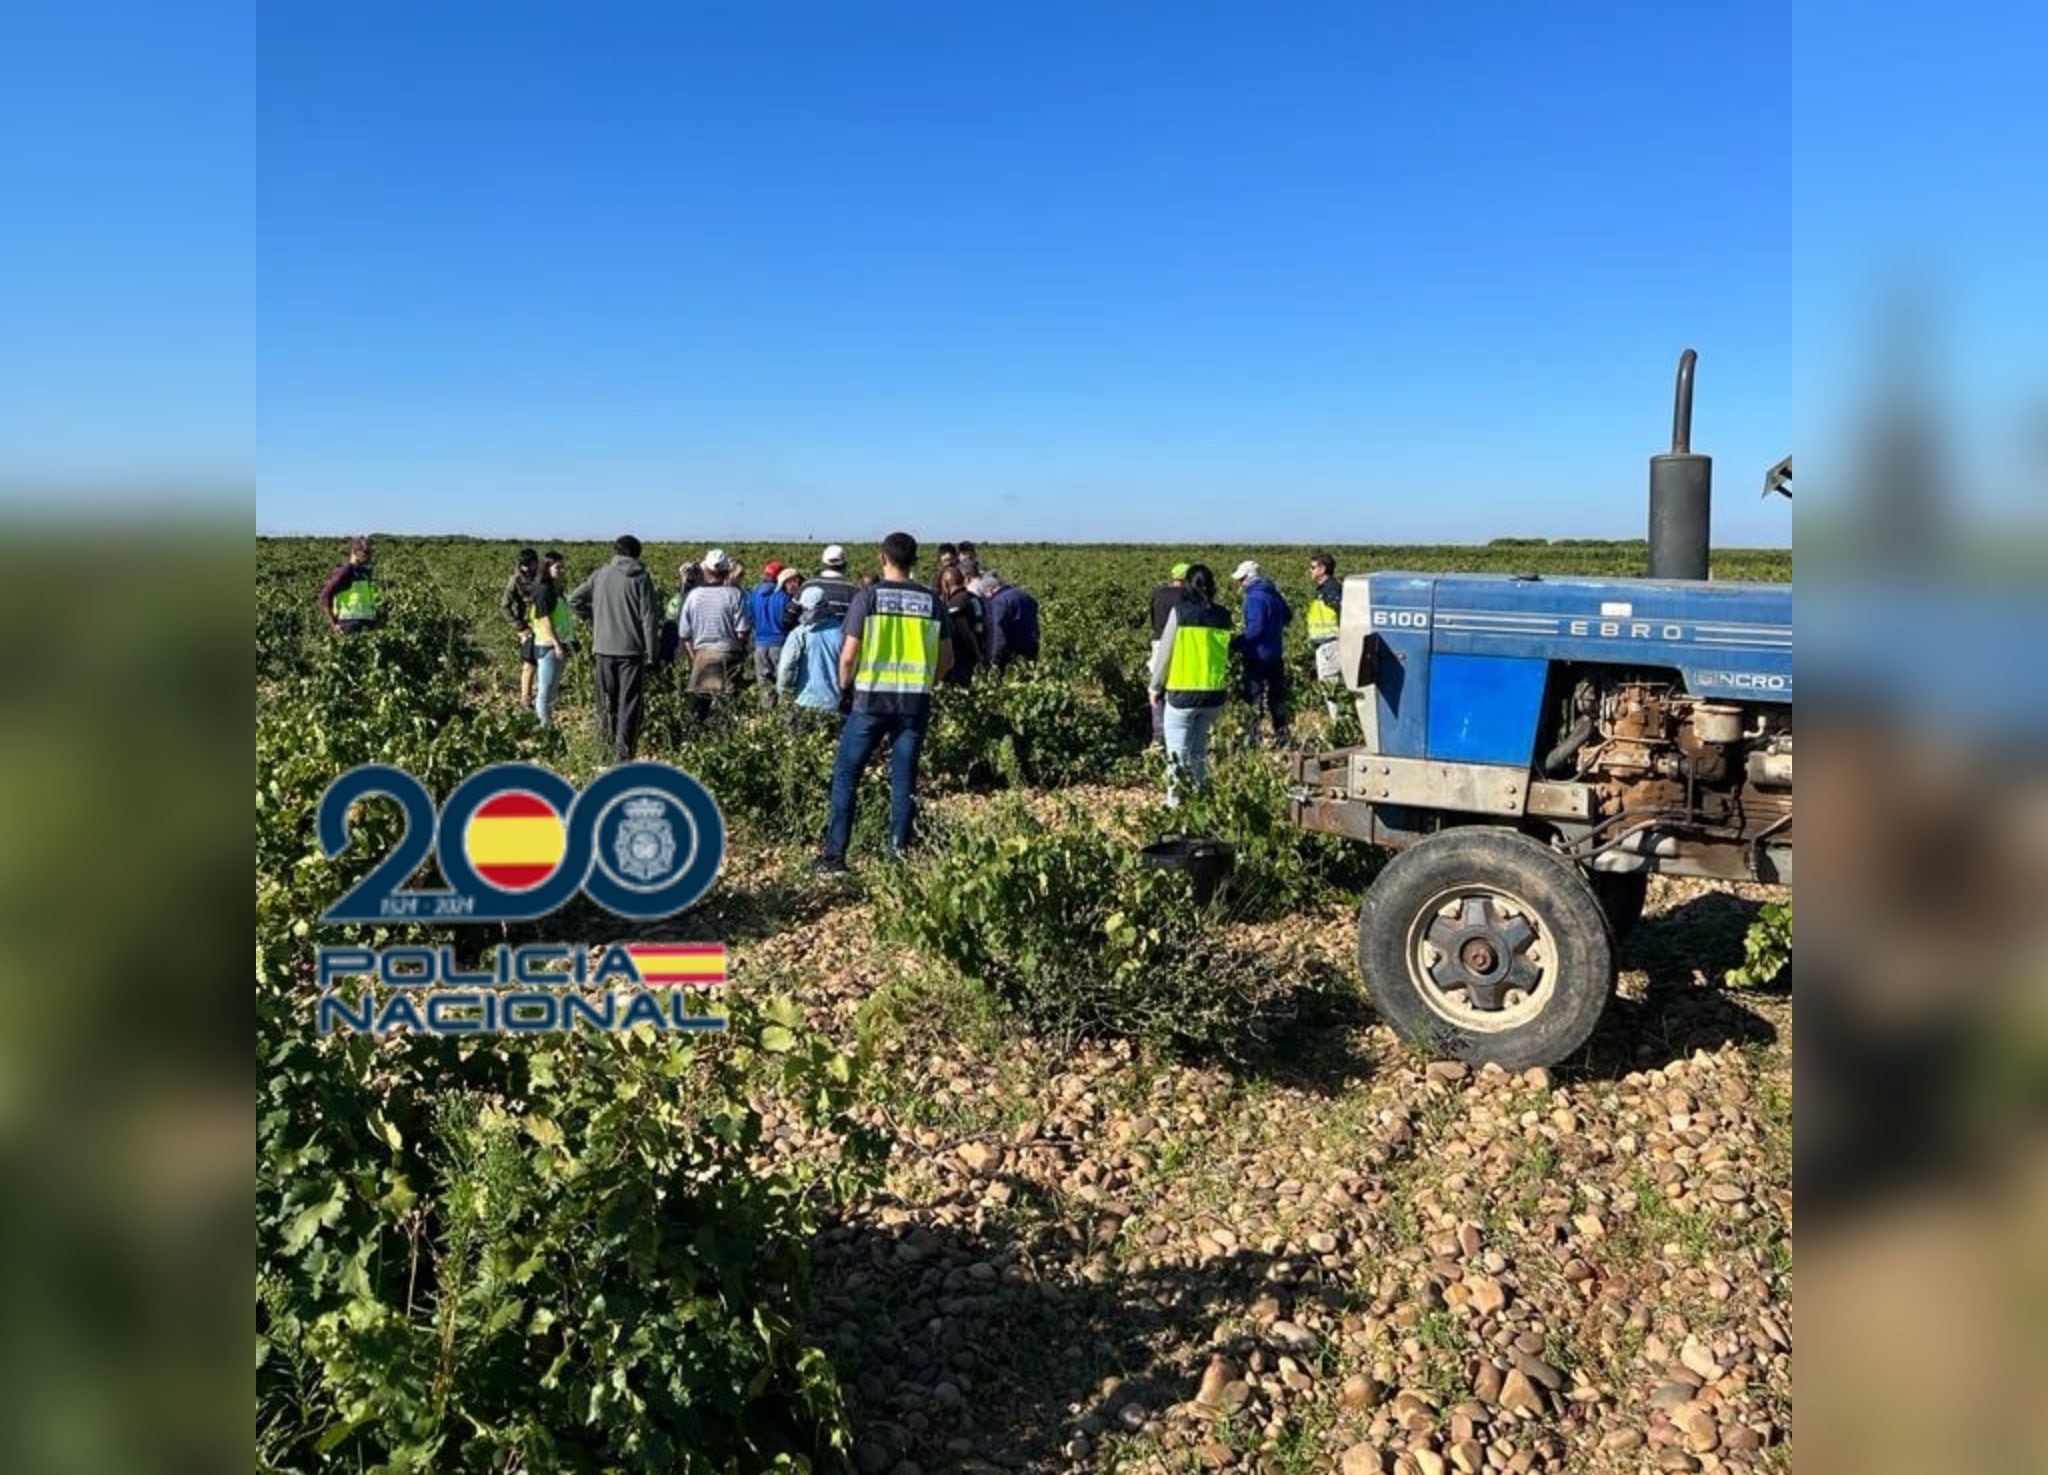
[
  {"left": 420, "top": 536, "right": 1044, "bottom": 759},
  {"left": 1145, "top": 551, "right": 1345, "bottom": 802},
  {"left": 548, "top": 530, "right": 1015, "bottom": 872},
  {"left": 318, "top": 532, "right": 1346, "bottom": 858}
]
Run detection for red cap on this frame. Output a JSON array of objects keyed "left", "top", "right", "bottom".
[{"left": 762, "top": 559, "right": 785, "bottom": 577}]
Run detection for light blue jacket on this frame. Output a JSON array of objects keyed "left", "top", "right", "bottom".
[{"left": 777, "top": 618, "right": 847, "bottom": 710}]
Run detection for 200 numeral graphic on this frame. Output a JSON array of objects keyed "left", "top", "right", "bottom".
[{"left": 317, "top": 762, "right": 724, "bottom": 923}]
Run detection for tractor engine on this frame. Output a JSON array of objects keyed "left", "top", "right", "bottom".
[{"left": 1544, "top": 672, "right": 1792, "bottom": 869}]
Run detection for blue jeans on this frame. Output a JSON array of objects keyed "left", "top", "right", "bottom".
[
  {"left": 822, "top": 709, "right": 927, "bottom": 858},
  {"left": 1161, "top": 702, "right": 1222, "bottom": 805},
  {"left": 534, "top": 647, "right": 563, "bottom": 726}
]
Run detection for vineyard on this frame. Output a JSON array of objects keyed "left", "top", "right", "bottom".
[{"left": 256, "top": 535, "right": 1793, "bottom": 1475}]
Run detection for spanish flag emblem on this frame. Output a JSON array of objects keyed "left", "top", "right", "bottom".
[
  {"left": 623, "top": 943, "right": 728, "bottom": 985},
  {"left": 463, "top": 791, "right": 567, "bottom": 891}
]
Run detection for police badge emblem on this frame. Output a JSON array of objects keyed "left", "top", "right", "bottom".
[{"left": 612, "top": 795, "right": 678, "bottom": 883}]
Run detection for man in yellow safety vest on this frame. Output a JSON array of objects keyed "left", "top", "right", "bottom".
[
  {"left": 812, "top": 531, "right": 954, "bottom": 872},
  {"left": 1307, "top": 550, "right": 1345, "bottom": 720},
  {"left": 319, "top": 535, "right": 381, "bottom": 634}
]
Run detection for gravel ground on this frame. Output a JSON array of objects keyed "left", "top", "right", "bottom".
[{"left": 712, "top": 813, "right": 1792, "bottom": 1475}]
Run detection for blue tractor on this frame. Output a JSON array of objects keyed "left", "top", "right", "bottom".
[{"left": 1291, "top": 351, "right": 1791, "bottom": 1067}]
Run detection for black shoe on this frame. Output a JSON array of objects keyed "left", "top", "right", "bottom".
[{"left": 808, "top": 855, "right": 849, "bottom": 876}]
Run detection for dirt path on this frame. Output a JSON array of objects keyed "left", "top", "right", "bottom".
[{"left": 716, "top": 823, "right": 1792, "bottom": 1475}]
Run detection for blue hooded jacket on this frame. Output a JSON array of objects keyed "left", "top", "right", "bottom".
[
  {"left": 1233, "top": 577, "right": 1292, "bottom": 665},
  {"left": 745, "top": 579, "right": 790, "bottom": 647}
]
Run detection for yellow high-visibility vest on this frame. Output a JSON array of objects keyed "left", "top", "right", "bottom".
[
  {"left": 1164, "top": 600, "right": 1232, "bottom": 706},
  {"left": 333, "top": 573, "right": 379, "bottom": 623},
  {"left": 853, "top": 586, "right": 942, "bottom": 697},
  {"left": 1166, "top": 620, "right": 1230, "bottom": 692}
]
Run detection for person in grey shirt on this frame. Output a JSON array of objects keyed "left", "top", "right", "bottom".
[
  {"left": 568, "top": 533, "right": 662, "bottom": 760},
  {"left": 678, "top": 549, "right": 752, "bottom": 722}
]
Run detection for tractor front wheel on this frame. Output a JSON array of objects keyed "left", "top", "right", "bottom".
[{"left": 1358, "top": 828, "right": 1616, "bottom": 1070}]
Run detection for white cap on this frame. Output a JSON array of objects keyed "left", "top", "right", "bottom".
[
  {"left": 703, "top": 547, "right": 729, "bottom": 570},
  {"left": 1232, "top": 559, "right": 1259, "bottom": 582},
  {"left": 821, "top": 543, "right": 846, "bottom": 568},
  {"left": 798, "top": 583, "right": 825, "bottom": 610}
]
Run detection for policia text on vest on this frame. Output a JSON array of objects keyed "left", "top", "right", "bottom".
[
  {"left": 845, "top": 582, "right": 945, "bottom": 715},
  {"left": 816, "top": 569, "right": 954, "bottom": 868}
]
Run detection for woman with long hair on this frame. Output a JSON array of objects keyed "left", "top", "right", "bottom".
[
  {"left": 1147, "top": 562, "right": 1232, "bottom": 804},
  {"left": 528, "top": 551, "right": 578, "bottom": 726}
]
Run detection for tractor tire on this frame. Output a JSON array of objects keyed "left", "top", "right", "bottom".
[
  {"left": 1590, "top": 869, "right": 1651, "bottom": 940},
  {"left": 1357, "top": 828, "right": 1616, "bottom": 1070}
]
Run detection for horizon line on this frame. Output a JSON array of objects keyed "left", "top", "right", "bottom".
[{"left": 254, "top": 527, "right": 1793, "bottom": 552}]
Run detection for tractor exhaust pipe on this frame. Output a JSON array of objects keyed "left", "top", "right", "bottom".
[{"left": 1648, "top": 347, "right": 1712, "bottom": 579}]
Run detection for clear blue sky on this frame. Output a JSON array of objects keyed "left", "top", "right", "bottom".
[
  {"left": 0, "top": 0, "right": 251, "bottom": 495},
  {"left": 256, "top": 1, "right": 1792, "bottom": 545},
  {"left": 15, "top": 1, "right": 1797, "bottom": 544}
]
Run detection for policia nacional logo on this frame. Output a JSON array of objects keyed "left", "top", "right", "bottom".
[
  {"left": 312, "top": 762, "right": 729, "bottom": 1036},
  {"left": 318, "top": 761, "right": 721, "bottom": 922},
  {"left": 609, "top": 796, "right": 679, "bottom": 885}
]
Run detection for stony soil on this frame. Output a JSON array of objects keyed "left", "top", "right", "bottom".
[{"left": 705, "top": 810, "right": 1792, "bottom": 1475}]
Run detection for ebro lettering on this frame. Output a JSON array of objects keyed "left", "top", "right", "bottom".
[{"left": 314, "top": 942, "right": 728, "bottom": 1036}]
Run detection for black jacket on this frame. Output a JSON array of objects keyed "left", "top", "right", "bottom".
[{"left": 942, "top": 589, "right": 985, "bottom": 682}]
